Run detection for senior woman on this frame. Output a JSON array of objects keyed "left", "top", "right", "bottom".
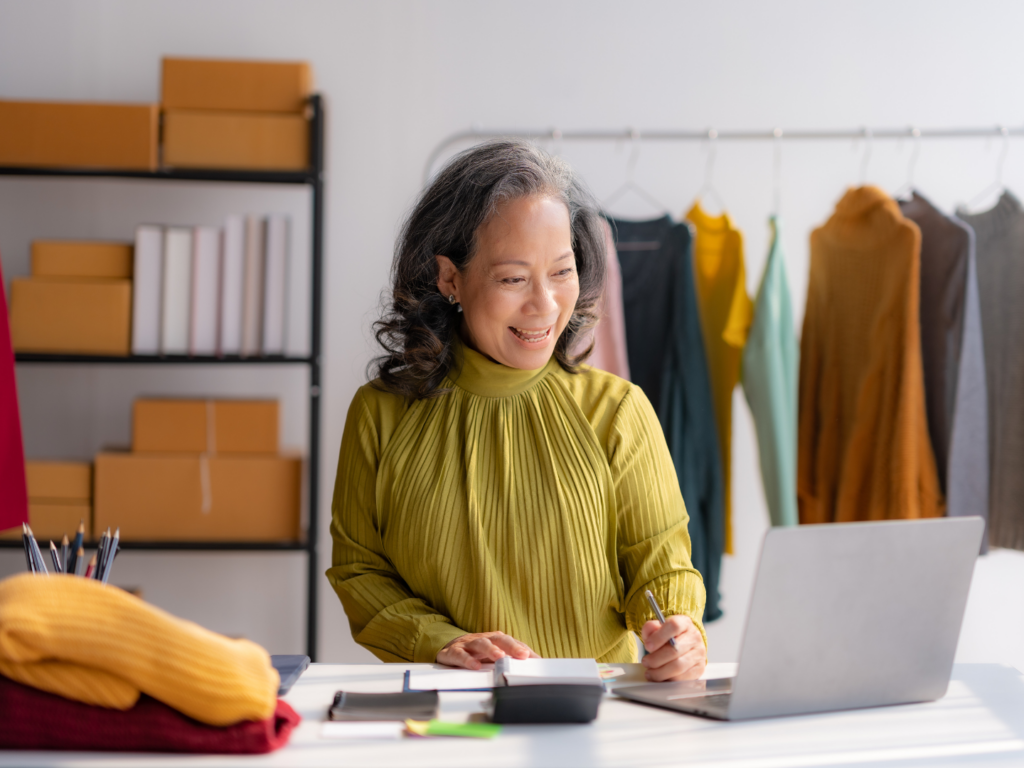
[{"left": 327, "top": 140, "right": 707, "bottom": 682}]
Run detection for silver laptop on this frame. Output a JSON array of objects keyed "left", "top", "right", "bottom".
[{"left": 615, "top": 517, "right": 984, "bottom": 720}]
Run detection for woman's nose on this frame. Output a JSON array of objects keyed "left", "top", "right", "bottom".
[{"left": 525, "top": 281, "right": 558, "bottom": 315}]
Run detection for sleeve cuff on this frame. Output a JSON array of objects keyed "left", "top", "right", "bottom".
[
  {"left": 627, "top": 571, "right": 707, "bottom": 648},
  {"left": 413, "top": 620, "right": 469, "bottom": 664}
]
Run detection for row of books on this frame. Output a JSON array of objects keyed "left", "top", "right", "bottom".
[{"left": 132, "top": 215, "right": 290, "bottom": 357}]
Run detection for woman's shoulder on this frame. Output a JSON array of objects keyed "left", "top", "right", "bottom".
[
  {"left": 347, "top": 380, "right": 415, "bottom": 437},
  {"left": 552, "top": 364, "right": 645, "bottom": 441}
]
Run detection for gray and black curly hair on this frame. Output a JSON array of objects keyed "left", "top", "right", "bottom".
[{"left": 371, "top": 139, "right": 606, "bottom": 399}]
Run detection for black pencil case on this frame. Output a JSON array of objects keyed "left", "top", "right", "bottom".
[
  {"left": 487, "top": 684, "right": 604, "bottom": 724},
  {"left": 329, "top": 690, "right": 439, "bottom": 721}
]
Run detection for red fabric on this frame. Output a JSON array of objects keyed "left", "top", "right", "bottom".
[
  {"left": 0, "top": 675, "right": 300, "bottom": 754},
  {"left": 0, "top": 257, "right": 28, "bottom": 533}
]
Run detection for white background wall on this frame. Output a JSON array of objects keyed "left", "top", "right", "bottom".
[{"left": 1, "top": 0, "right": 1023, "bottom": 669}]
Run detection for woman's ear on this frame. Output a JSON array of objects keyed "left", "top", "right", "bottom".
[{"left": 436, "top": 255, "right": 459, "bottom": 301}]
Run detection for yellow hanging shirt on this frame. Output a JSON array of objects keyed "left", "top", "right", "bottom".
[
  {"left": 327, "top": 341, "right": 707, "bottom": 664},
  {"left": 686, "top": 203, "right": 753, "bottom": 554}
]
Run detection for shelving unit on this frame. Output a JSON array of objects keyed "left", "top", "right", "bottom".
[{"left": 0, "top": 95, "right": 325, "bottom": 660}]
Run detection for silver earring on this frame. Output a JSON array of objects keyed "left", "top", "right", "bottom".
[{"left": 448, "top": 294, "right": 456, "bottom": 304}]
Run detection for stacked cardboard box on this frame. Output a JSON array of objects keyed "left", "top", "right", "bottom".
[
  {"left": 161, "top": 58, "right": 312, "bottom": 171},
  {"left": 0, "top": 462, "right": 92, "bottom": 541},
  {"left": 94, "top": 399, "right": 301, "bottom": 541},
  {"left": 9, "top": 241, "right": 133, "bottom": 355},
  {"left": 0, "top": 101, "right": 158, "bottom": 170}
]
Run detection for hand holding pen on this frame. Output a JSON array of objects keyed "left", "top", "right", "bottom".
[{"left": 642, "top": 589, "right": 708, "bottom": 682}]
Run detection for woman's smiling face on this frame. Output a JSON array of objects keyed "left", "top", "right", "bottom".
[{"left": 437, "top": 194, "right": 579, "bottom": 370}]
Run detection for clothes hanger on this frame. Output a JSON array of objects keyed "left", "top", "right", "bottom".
[
  {"left": 770, "top": 127, "right": 783, "bottom": 218},
  {"left": 963, "top": 125, "right": 1010, "bottom": 213},
  {"left": 892, "top": 127, "right": 921, "bottom": 202},
  {"left": 693, "top": 128, "right": 727, "bottom": 214},
  {"left": 857, "top": 127, "right": 873, "bottom": 187},
  {"left": 601, "top": 130, "right": 671, "bottom": 217}
]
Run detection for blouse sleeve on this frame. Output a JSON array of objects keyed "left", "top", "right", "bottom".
[
  {"left": 325, "top": 388, "right": 467, "bottom": 663},
  {"left": 608, "top": 386, "right": 708, "bottom": 646}
]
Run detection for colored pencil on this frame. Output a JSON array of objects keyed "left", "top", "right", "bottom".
[
  {"left": 84, "top": 553, "right": 97, "bottom": 579},
  {"left": 100, "top": 527, "right": 120, "bottom": 585},
  {"left": 74, "top": 547, "right": 86, "bottom": 576},
  {"left": 21, "top": 524, "right": 35, "bottom": 573},
  {"left": 49, "top": 541, "right": 63, "bottom": 573},
  {"left": 94, "top": 529, "right": 110, "bottom": 580},
  {"left": 25, "top": 525, "right": 48, "bottom": 574},
  {"left": 60, "top": 534, "right": 70, "bottom": 574},
  {"left": 68, "top": 521, "right": 84, "bottom": 574}
]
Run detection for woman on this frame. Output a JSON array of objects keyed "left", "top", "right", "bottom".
[{"left": 327, "top": 141, "right": 707, "bottom": 681}]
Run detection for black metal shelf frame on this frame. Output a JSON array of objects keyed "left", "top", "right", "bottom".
[{"left": 5, "top": 95, "right": 325, "bottom": 660}]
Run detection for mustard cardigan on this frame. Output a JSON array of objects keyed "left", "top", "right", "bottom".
[{"left": 327, "top": 342, "right": 707, "bottom": 664}]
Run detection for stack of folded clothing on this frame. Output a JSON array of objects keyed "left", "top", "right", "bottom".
[{"left": 0, "top": 573, "right": 300, "bottom": 753}]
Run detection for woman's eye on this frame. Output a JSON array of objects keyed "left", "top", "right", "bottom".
[
  {"left": 503, "top": 277, "right": 525, "bottom": 285},
  {"left": 556, "top": 268, "right": 573, "bottom": 277}
]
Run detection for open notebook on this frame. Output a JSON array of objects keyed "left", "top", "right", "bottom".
[{"left": 405, "top": 659, "right": 602, "bottom": 692}]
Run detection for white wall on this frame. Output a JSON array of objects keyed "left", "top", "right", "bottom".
[{"left": 1, "top": 0, "right": 1023, "bottom": 668}]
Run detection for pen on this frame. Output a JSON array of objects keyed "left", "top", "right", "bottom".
[
  {"left": 49, "top": 541, "right": 63, "bottom": 573},
  {"left": 60, "top": 534, "right": 70, "bottom": 573},
  {"left": 645, "top": 589, "right": 677, "bottom": 649},
  {"left": 68, "top": 521, "right": 84, "bottom": 574},
  {"left": 74, "top": 546, "right": 86, "bottom": 576}
]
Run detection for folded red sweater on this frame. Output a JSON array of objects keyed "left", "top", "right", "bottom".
[{"left": 0, "top": 675, "right": 300, "bottom": 753}]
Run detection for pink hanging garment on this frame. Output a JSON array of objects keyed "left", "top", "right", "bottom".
[
  {"left": 580, "top": 219, "right": 631, "bottom": 380},
  {"left": 0, "top": 255, "right": 28, "bottom": 532}
]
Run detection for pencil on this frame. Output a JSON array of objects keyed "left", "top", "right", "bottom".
[
  {"left": 68, "top": 521, "right": 84, "bottom": 574},
  {"left": 74, "top": 546, "right": 86, "bottom": 576},
  {"left": 60, "top": 534, "right": 70, "bottom": 574},
  {"left": 49, "top": 541, "right": 63, "bottom": 573},
  {"left": 84, "top": 553, "right": 97, "bottom": 579},
  {"left": 94, "top": 528, "right": 110, "bottom": 580},
  {"left": 25, "top": 524, "right": 48, "bottom": 575},
  {"left": 21, "top": 524, "right": 35, "bottom": 573},
  {"left": 100, "top": 527, "right": 120, "bottom": 585}
]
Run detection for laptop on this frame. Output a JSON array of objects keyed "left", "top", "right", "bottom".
[{"left": 615, "top": 517, "right": 984, "bottom": 720}]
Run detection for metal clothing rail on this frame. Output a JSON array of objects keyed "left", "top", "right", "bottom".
[{"left": 424, "top": 124, "right": 1024, "bottom": 182}]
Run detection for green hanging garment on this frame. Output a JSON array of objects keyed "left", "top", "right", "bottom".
[{"left": 742, "top": 217, "right": 798, "bottom": 527}]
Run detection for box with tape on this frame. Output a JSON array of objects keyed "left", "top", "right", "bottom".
[
  {"left": 132, "top": 399, "right": 279, "bottom": 454},
  {"left": 93, "top": 452, "right": 301, "bottom": 542}
]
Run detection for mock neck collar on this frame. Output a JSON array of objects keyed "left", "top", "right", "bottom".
[
  {"left": 450, "top": 337, "right": 559, "bottom": 398},
  {"left": 686, "top": 201, "right": 735, "bottom": 232}
]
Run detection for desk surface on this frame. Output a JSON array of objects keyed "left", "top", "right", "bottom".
[{"left": 2, "top": 663, "right": 1024, "bottom": 767}]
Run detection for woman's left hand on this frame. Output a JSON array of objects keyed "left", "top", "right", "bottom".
[{"left": 640, "top": 615, "right": 707, "bottom": 682}]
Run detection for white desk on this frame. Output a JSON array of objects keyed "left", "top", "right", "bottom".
[{"left": 2, "top": 663, "right": 1024, "bottom": 767}]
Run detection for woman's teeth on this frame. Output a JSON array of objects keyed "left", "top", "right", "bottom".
[{"left": 511, "top": 327, "right": 550, "bottom": 343}]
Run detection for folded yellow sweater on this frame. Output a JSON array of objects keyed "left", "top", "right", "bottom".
[{"left": 0, "top": 573, "right": 279, "bottom": 726}]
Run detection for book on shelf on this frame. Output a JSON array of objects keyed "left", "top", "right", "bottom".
[
  {"left": 189, "top": 226, "right": 220, "bottom": 357},
  {"left": 132, "top": 226, "right": 163, "bottom": 355},
  {"left": 241, "top": 216, "right": 264, "bottom": 357},
  {"left": 262, "top": 215, "right": 288, "bottom": 356},
  {"left": 219, "top": 216, "right": 245, "bottom": 355},
  {"left": 160, "top": 228, "right": 192, "bottom": 355}
]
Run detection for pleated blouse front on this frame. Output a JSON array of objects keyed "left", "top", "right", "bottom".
[{"left": 327, "top": 342, "right": 706, "bottom": 664}]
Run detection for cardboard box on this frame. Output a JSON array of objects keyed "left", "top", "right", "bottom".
[
  {"left": 133, "top": 399, "right": 279, "bottom": 454},
  {"left": 0, "top": 100, "right": 158, "bottom": 170},
  {"left": 0, "top": 502, "right": 91, "bottom": 541},
  {"left": 32, "top": 241, "right": 133, "bottom": 279},
  {"left": 161, "top": 58, "right": 311, "bottom": 113},
  {"left": 26, "top": 461, "right": 92, "bottom": 502},
  {"left": 9, "top": 278, "right": 131, "bottom": 356},
  {"left": 94, "top": 453, "right": 301, "bottom": 541},
  {"left": 162, "top": 110, "right": 308, "bottom": 171}
]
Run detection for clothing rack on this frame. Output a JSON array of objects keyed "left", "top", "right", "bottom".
[{"left": 424, "top": 124, "right": 1024, "bottom": 183}]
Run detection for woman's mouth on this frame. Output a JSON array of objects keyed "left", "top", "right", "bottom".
[{"left": 509, "top": 326, "right": 551, "bottom": 344}]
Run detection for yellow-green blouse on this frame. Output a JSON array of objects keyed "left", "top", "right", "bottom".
[{"left": 327, "top": 342, "right": 707, "bottom": 664}]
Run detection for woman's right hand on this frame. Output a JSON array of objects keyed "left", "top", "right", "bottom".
[{"left": 437, "top": 631, "right": 540, "bottom": 669}]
